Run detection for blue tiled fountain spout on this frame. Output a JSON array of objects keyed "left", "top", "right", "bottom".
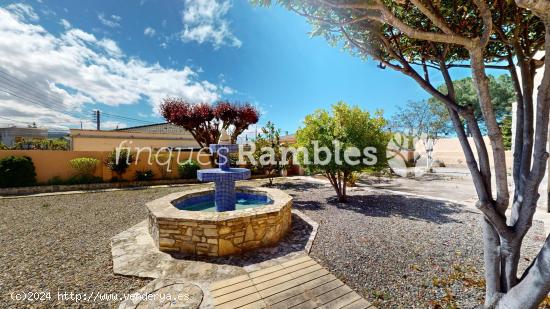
[{"left": 197, "top": 143, "right": 251, "bottom": 212}]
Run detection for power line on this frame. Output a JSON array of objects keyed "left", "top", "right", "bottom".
[
  {"left": 102, "top": 112, "right": 157, "bottom": 125},
  {"left": 0, "top": 69, "right": 92, "bottom": 123},
  {"left": 0, "top": 69, "right": 157, "bottom": 130}
]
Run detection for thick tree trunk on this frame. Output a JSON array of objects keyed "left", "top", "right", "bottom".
[{"left": 492, "top": 13, "right": 550, "bottom": 308}]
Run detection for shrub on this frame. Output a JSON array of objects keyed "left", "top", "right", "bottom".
[
  {"left": 0, "top": 156, "right": 37, "bottom": 187},
  {"left": 178, "top": 160, "right": 200, "bottom": 179},
  {"left": 46, "top": 176, "right": 65, "bottom": 185},
  {"left": 104, "top": 149, "right": 134, "bottom": 177},
  {"left": 0, "top": 143, "right": 8, "bottom": 150},
  {"left": 135, "top": 170, "right": 154, "bottom": 181},
  {"left": 69, "top": 157, "right": 99, "bottom": 176},
  {"left": 12, "top": 138, "right": 69, "bottom": 150}
]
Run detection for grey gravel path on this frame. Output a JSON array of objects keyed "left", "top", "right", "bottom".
[{"left": 273, "top": 180, "right": 547, "bottom": 308}]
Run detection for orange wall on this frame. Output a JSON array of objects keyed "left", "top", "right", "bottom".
[{"left": 0, "top": 150, "right": 211, "bottom": 183}]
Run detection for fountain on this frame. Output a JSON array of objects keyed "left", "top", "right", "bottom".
[
  {"left": 146, "top": 131, "right": 292, "bottom": 256},
  {"left": 196, "top": 130, "right": 252, "bottom": 212}
]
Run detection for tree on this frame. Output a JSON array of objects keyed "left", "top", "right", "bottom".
[
  {"left": 249, "top": 121, "right": 285, "bottom": 186},
  {"left": 160, "top": 100, "right": 259, "bottom": 145},
  {"left": 296, "top": 102, "right": 388, "bottom": 202},
  {"left": 390, "top": 100, "right": 451, "bottom": 172},
  {"left": 259, "top": 0, "right": 549, "bottom": 307},
  {"left": 429, "top": 74, "right": 516, "bottom": 135}
]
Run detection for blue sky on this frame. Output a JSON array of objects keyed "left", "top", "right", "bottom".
[{"left": 0, "top": 0, "right": 476, "bottom": 135}]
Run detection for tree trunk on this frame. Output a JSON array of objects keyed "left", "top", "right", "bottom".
[{"left": 491, "top": 13, "right": 550, "bottom": 308}]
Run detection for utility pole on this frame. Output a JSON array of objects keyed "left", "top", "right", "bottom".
[{"left": 93, "top": 110, "right": 101, "bottom": 130}]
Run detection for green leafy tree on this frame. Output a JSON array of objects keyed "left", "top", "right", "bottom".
[
  {"left": 297, "top": 102, "right": 388, "bottom": 202},
  {"left": 429, "top": 75, "right": 515, "bottom": 134},
  {"left": 258, "top": 0, "right": 550, "bottom": 306},
  {"left": 250, "top": 121, "right": 285, "bottom": 186}
]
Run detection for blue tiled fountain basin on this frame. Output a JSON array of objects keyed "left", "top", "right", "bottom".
[{"left": 174, "top": 192, "right": 273, "bottom": 212}]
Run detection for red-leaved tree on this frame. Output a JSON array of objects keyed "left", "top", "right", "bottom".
[{"left": 160, "top": 98, "right": 259, "bottom": 148}]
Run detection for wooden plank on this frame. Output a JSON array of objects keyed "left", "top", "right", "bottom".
[
  {"left": 254, "top": 274, "right": 295, "bottom": 291},
  {"left": 268, "top": 293, "right": 310, "bottom": 309},
  {"left": 290, "top": 300, "right": 317, "bottom": 309},
  {"left": 284, "top": 278, "right": 343, "bottom": 308},
  {"left": 211, "top": 256, "right": 375, "bottom": 309},
  {"left": 251, "top": 267, "right": 295, "bottom": 285},
  {"left": 211, "top": 279, "right": 255, "bottom": 298},
  {"left": 263, "top": 274, "right": 337, "bottom": 306},
  {"left": 312, "top": 285, "right": 353, "bottom": 306},
  {"left": 249, "top": 264, "right": 284, "bottom": 279},
  {"left": 237, "top": 299, "right": 267, "bottom": 309},
  {"left": 211, "top": 274, "right": 250, "bottom": 291},
  {"left": 279, "top": 255, "right": 312, "bottom": 268},
  {"left": 340, "top": 298, "right": 373, "bottom": 309},
  {"left": 317, "top": 291, "right": 361, "bottom": 309},
  {"left": 284, "top": 260, "right": 319, "bottom": 274},
  {"left": 214, "top": 286, "right": 258, "bottom": 305},
  {"left": 258, "top": 269, "right": 329, "bottom": 299},
  {"left": 216, "top": 292, "right": 263, "bottom": 309},
  {"left": 289, "top": 264, "right": 323, "bottom": 279}
]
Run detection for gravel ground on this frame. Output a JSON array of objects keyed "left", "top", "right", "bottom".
[
  {"left": 0, "top": 187, "right": 188, "bottom": 308},
  {"left": 0, "top": 179, "right": 547, "bottom": 308},
  {"left": 273, "top": 180, "right": 547, "bottom": 308}
]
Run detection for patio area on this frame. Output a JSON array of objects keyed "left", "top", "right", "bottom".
[{"left": 0, "top": 177, "right": 546, "bottom": 308}]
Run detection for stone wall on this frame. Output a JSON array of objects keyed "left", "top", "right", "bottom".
[{"left": 147, "top": 188, "right": 293, "bottom": 256}]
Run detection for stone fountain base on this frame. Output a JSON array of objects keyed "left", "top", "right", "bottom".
[{"left": 146, "top": 187, "right": 292, "bottom": 256}]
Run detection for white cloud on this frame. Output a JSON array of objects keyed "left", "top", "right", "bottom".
[
  {"left": 6, "top": 3, "right": 39, "bottom": 22},
  {"left": 181, "top": 0, "right": 241, "bottom": 49},
  {"left": 144, "top": 26, "right": 156, "bottom": 37},
  {"left": 222, "top": 86, "right": 234, "bottom": 95},
  {"left": 60, "top": 18, "right": 71, "bottom": 29},
  {"left": 0, "top": 6, "right": 227, "bottom": 129},
  {"left": 97, "top": 13, "right": 120, "bottom": 28}
]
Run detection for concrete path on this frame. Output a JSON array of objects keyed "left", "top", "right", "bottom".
[{"left": 211, "top": 255, "right": 374, "bottom": 309}]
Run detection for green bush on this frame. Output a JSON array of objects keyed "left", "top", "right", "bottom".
[
  {"left": 0, "top": 143, "right": 8, "bottom": 150},
  {"left": 135, "top": 170, "right": 154, "bottom": 181},
  {"left": 178, "top": 160, "right": 200, "bottom": 179},
  {"left": 0, "top": 156, "right": 37, "bottom": 187},
  {"left": 12, "top": 138, "right": 69, "bottom": 150},
  {"left": 69, "top": 157, "right": 99, "bottom": 176},
  {"left": 104, "top": 149, "right": 134, "bottom": 177}
]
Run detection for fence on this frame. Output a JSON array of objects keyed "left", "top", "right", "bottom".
[{"left": 0, "top": 150, "right": 211, "bottom": 183}]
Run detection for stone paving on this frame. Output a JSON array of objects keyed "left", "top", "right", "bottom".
[{"left": 113, "top": 210, "right": 318, "bottom": 308}]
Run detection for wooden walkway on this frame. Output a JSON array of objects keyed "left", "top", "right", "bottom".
[{"left": 210, "top": 255, "right": 375, "bottom": 309}]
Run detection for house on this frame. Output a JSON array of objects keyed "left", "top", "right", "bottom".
[
  {"left": 0, "top": 126, "right": 48, "bottom": 147},
  {"left": 70, "top": 123, "right": 199, "bottom": 151}
]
